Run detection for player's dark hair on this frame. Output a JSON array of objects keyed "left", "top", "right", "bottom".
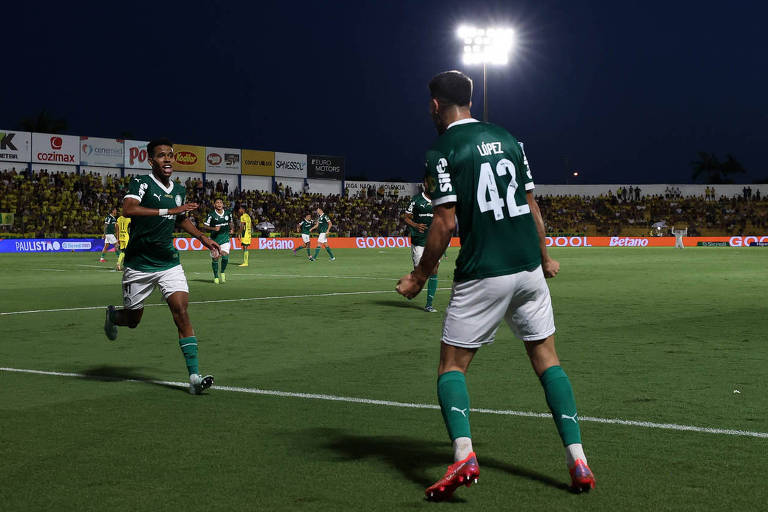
[
  {"left": 429, "top": 71, "right": 473, "bottom": 107},
  {"left": 147, "top": 138, "right": 174, "bottom": 158}
]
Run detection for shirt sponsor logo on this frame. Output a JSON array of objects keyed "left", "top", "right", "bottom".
[
  {"left": 436, "top": 158, "right": 452, "bottom": 193},
  {"left": 476, "top": 141, "right": 502, "bottom": 156}
]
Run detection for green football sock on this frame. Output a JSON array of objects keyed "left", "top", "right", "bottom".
[
  {"left": 178, "top": 336, "right": 199, "bottom": 375},
  {"left": 221, "top": 255, "right": 229, "bottom": 273},
  {"left": 540, "top": 365, "right": 582, "bottom": 446},
  {"left": 306, "top": 246, "right": 311, "bottom": 256},
  {"left": 211, "top": 260, "right": 219, "bottom": 278},
  {"left": 314, "top": 248, "right": 321, "bottom": 259},
  {"left": 426, "top": 275, "right": 438, "bottom": 307},
  {"left": 115, "top": 246, "right": 121, "bottom": 256},
  {"left": 438, "top": 370, "right": 472, "bottom": 441},
  {"left": 326, "top": 247, "right": 334, "bottom": 258}
]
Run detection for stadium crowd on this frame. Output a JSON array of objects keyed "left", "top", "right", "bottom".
[{"left": 1, "top": 169, "right": 766, "bottom": 237}]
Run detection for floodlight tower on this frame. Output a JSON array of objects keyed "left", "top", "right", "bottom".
[{"left": 457, "top": 25, "right": 515, "bottom": 122}]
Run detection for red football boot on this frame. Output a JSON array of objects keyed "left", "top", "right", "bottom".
[
  {"left": 425, "top": 452, "right": 480, "bottom": 501},
  {"left": 569, "top": 459, "right": 596, "bottom": 492}
]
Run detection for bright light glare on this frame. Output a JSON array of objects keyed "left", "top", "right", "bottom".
[{"left": 458, "top": 25, "right": 516, "bottom": 65}]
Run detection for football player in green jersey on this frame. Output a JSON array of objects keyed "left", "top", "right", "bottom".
[
  {"left": 204, "top": 198, "right": 234, "bottom": 283},
  {"left": 310, "top": 207, "right": 335, "bottom": 261},
  {"left": 294, "top": 213, "right": 314, "bottom": 260},
  {"left": 403, "top": 180, "right": 439, "bottom": 312},
  {"left": 103, "top": 138, "right": 220, "bottom": 395},
  {"left": 397, "top": 71, "right": 595, "bottom": 499},
  {"left": 99, "top": 207, "right": 119, "bottom": 263}
]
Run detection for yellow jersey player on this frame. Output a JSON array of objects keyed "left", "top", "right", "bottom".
[
  {"left": 115, "top": 214, "right": 131, "bottom": 271},
  {"left": 238, "top": 206, "right": 252, "bottom": 267}
]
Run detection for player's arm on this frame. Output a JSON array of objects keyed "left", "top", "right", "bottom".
[
  {"left": 122, "top": 197, "right": 198, "bottom": 217},
  {"left": 309, "top": 222, "right": 318, "bottom": 232},
  {"left": 202, "top": 216, "right": 220, "bottom": 232},
  {"left": 526, "top": 191, "right": 559, "bottom": 278},
  {"left": 402, "top": 211, "right": 427, "bottom": 232},
  {"left": 397, "top": 203, "right": 455, "bottom": 298},
  {"left": 325, "top": 217, "right": 332, "bottom": 233},
  {"left": 115, "top": 221, "right": 120, "bottom": 240},
  {"left": 178, "top": 216, "right": 219, "bottom": 252}
]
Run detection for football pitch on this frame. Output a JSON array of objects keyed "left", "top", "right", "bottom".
[{"left": 0, "top": 247, "right": 765, "bottom": 511}]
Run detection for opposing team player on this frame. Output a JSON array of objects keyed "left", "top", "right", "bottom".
[
  {"left": 397, "top": 71, "right": 595, "bottom": 500},
  {"left": 310, "top": 207, "right": 335, "bottom": 261},
  {"left": 115, "top": 212, "right": 131, "bottom": 271},
  {"left": 238, "top": 205, "right": 252, "bottom": 267},
  {"left": 295, "top": 213, "right": 314, "bottom": 260},
  {"left": 99, "top": 207, "right": 119, "bottom": 263},
  {"left": 204, "top": 198, "right": 234, "bottom": 283},
  {"left": 103, "top": 138, "right": 219, "bottom": 395},
  {"left": 403, "top": 180, "right": 439, "bottom": 312}
]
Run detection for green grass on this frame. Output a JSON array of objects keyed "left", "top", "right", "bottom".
[{"left": 0, "top": 247, "right": 766, "bottom": 511}]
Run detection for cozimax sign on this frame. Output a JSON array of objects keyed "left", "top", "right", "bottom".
[{"left": 31, "top": 133, "right": 80, "bottom": 165}]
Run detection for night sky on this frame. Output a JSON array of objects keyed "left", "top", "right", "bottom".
[{"left": 3, "top": 0, "right": 766, "bottom": 184}]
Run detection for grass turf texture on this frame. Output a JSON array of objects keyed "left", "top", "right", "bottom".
[{"left": 0, "top": 247, "right": 765, "bottom": 511}]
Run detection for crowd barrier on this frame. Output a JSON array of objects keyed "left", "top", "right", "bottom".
[{"left": 2, "top": 235, "right": 767, "bottom": 253}]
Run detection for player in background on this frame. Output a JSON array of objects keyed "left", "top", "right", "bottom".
[
  {"left": 397, "top": 71, "right": 595, "bottom": 500},
  {"left": 238, "top": 205, "right": 252, "bottom": 267},
  {"left": 204, "top": 198, "right": 234, "bottom": 283},
  {"left": 403, "top": 180, "right": 439, "bottom": 312},
  {"left": 295, "top": 213, "right": 315, "bottom": 260},
  {"left": 103, "top": 138, "right": 219, "bottom": 395},
  {"left": 310, "top": 207, "right": 335, "bottom": 261},
  {"left": 115, "top": 213, "right": 131, "bottom": 271},
  {"left": 99, "top": 207, "right": 119, "bottom": 263}
]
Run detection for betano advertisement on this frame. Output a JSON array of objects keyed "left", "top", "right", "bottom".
[
  {"left": 31, "top": 133, "right": 80, "bottom": 165},
  {"left": 242, "top": 149, "right": 275, "bottom": 176},
  {"left": 124, "top": 140, "right": 151, "bottom": 169},
  {"left": 0, "top": 130, "right": 31, "bottom": 162},
  {"left": 205, "top": 147, "right": 241, "bottom": 174},
  {"left": 80, "top": 136, "right": 124, "bottom": 167},
  {"left": 172, "top": 144, "right": 205, "bottom": 172}
]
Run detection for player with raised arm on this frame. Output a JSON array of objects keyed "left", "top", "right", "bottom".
[
  {"left": 204, "top": 198, "right": 234, "bottom": 283},
  {"left": 115, "top": 212, "right": 131, "bottom": 271},
  {"left": 99, "top": 207, "right": 119, "bottom": 263},
  {"left": 310, "top": 207, "right": 335, "bottom": 261},
  {"left": 295, "top": 213, "right": 314, "bottom": 260},
  {"left": 103, "top": 138, "right": 219, "bottom": 395},
  {"left": 238, "top": 205, "right": 252, "bottom": 267},
  {"left": 403, "top": 179, "right": 439, "bottom": 312},
  {"left": 397, "top": 71, "right": 595, "bottom": 500}
]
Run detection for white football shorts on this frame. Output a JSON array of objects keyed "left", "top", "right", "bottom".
[
  {"left": 301, "top": 233, "right": 311, "bottom": 244},
  {"left": 318, "top": 232, "right": 328, "bottom": 244},
  {"left": 211, "top": 241, "right": 231, "bottom": 257},
  {"left": 411, "top": 245, "right": 424, "bottom": 268},
  {"left": 442, "top": 265, "right": 556, "bottom": 348},
  {"left": 104, "top": 234, "right": 118, "bottom": 245},
  {"left": 122, "top": 265, "right": 189, "bottom": 310}
]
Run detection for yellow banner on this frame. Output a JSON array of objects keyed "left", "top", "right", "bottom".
[
  {"left": 173, "top": 143, "right": 205, "bottom": 173},
  {"left": 242, "top": 149, "right": 275, "bottom": 176}
]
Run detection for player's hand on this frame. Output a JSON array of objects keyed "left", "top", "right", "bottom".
[
  {"left": 170, "top": 203, "right": 198, "bottom": 215},
  {"left": 214, "top": 226, "right": 221, "bottom": 231},
  {"left": 542, "top": 258, "right": 560, "bottom": 278},
  {"left": 203, "top": 238, "right": 220, "bottom": 256},
  {"left": 396, "top": 271, "right": 427, "bottom": 299},
  {"left": 416, "top": 223, "right": 427, "bottom": 233}
]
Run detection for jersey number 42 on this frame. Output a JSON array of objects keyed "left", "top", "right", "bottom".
[{"left": 476, "top": 159, "right": 531, "bottom": 220}]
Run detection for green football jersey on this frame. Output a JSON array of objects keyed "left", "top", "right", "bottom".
[
  {"left": 104, "top": 214, "right": 116, "bottom": 235},
  {"left": 317, "top": 213, "right": 330, "bottom": 233},
  {"left": 300, "top": 219, "right": 313, "bottom": 235},
  {"left": 425, "top": 119, "right": 541, "bottom": 281},
  {"left": 123, "top": 174, "right": 186, "bottom": 272},
  {"left": 205, "top": 208, "right": 233, "bottom": 244},
  {"left": 405, "top": 192, "right": 433, "bottom": 247}
]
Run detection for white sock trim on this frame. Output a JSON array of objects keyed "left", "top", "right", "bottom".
[
  {"left": 565, "top": 443, "right": 587, "bottom": 468},
  {"left": 453, "top": 437, "right": 473, "bottom": 462}
]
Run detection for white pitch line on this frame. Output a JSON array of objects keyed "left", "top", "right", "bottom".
[
  {"left": 1, "top": 366, "right": 766, "bottom": 440},
  {"left": 0, "top": 288, "right": 450, "bottom": 316},
  {"left": 191, "top": 272, "right": 395, "bottom": 281}
]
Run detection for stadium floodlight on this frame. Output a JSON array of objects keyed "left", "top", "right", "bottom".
[{"left": 457, "top": 25, "right": 516, "bottom": 122}]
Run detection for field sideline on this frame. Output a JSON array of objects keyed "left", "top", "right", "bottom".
[{"left": 1, "top": 247, "right": 765, "bottom": 511}]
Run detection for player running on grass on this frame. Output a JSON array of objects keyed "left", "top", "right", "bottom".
[
  {"left": 397, "top": 71, "right": 595, "bottom": 500},
  {"left": 99, "top": 207, "right": 119, "bottom": 263},
  {"left": 115, "top": 212, "right": 131, "bottom": 271},
  {"left": 238, "top": 205, "right": 252, "bottom": 267},
  {"left": 310, "top": 207, "right": 335, "bottom": 261},
  {"left": 295, "top": 213, "right": 314, "bottom": 260},
  {"left": 204, "top": 198, "right": 234, "bottom": 283},
  {"left": 103, "top": 138, "right": 219, "bottom": 395},
  {"left": 403, "top": 179, "right": 439, "bottom": 313}
]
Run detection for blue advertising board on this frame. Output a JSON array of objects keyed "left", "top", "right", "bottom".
[{"left": 0, "top": 238, "right": 105, "bottom": 253}]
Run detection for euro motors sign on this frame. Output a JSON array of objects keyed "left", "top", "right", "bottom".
[
  {"left": 0, "top": 130, "right": 31, "bottom": 163},
  {"left": 32, "top": 133, "right": 80, "bottom": 165},
  {"left": 308, "top": 154, "right": 344, "bottom": 180}
]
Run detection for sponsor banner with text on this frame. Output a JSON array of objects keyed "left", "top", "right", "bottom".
[
  {"left": 80, "top": 136, "right": 124, "bottom": 167},
  {"left": 345, "top": 180, "right": 420, "bottom": 196},
  {"left": 205, "top": 147, "right": 241, "bottom": 174},
  {"left": 0, "top": 238, "right": 104, "bottom": 253},
  {"left": 0, "top": 130, "right": 31, "bottom": 162},
  {"left": 172, "top": 144, "right": 205, "bottom": 172},
  {"left": 124, "top": 140, "right": 151, "bottom": 169},
  {"left": 307, "top": 154, "right": 344, "bottom": 180},
  {"left": 32, "top": 133, "right": 80, "bottom": 165},
  {"left": 543, "top": 236, "right": 768, "bottom": 247},
  {"left": 242, "top": 149, "right": 275, "bottom": 176},
  {"left": 274, "top": 152, "right": 307, "bottom": 178}
]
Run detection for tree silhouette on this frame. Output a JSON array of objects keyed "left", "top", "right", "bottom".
[
  {"left": 690, "top": 152, "right": 746, "bottom": 184},
  {"left": 18, "top": 109, "right": 67, "bottom": 134}
]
